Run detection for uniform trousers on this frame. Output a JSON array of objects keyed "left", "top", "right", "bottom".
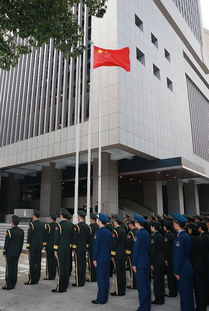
[
  {"left": 88, "top": 247, "right": 96, "bottom": 282},
  {"left": 96, "top": 261, "right": 110, "bottom": 303},
  {"left": 114, "top": 258, "right": 126, "bottom": 295},
  {"left": 127, "top": 256, "right": 137, "bottom": 289},
  {"left": 6, "top": 256, "right": 19, "bottom": 289},
  {"left": 153, "top": 264, "right": 165, "bottom": 303},
  {"left": 56, "top": 252, "right": 71, "bottom": 292},
  {"left": 136, "top": 268, "right": 151, "bottom": 311},
  {"left": 166, "top": 261, "right": 178, "bottom": 297},
  {"left": 193, "top": 269, "right": 207, "bottom": 311},
  {"left": 29, "top": 250, "right": 42, "bottom": 284},
  {"left": 177, "top": 276, "right": 194, "bottom": 311},
  {"left": 74, "top": 251, "right": 86, "bottom": 286},
  {"left": 46, "top": 249, "right": 57, "bottom": 280}
]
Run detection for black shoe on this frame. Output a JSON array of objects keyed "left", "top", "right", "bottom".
[
  {"left": 111, "top": 292, "right": 117, "bottom": 296},
  {"left": 72, "top": 283, "right": 84, "bottom": 287},
  {"left": 111, "top": 292, "right": 125, "bottom": 296},
  {"left": 2, "top": 286, "right": 14, "bottom": 290},
  {"left": 52, "top": 289, "right": 58, "bottom": 293},
  {"left": 92, "top": 300, "right": 101, "bottom": 304}
]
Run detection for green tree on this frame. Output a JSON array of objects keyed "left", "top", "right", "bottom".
[{"left": 0, "top": 0, "right": 107, "bottom": 70}]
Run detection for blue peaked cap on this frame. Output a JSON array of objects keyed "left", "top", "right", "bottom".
[
  {"left": 173, "top": 213, "right": 188, "bottom": 223},
  {"left": 98, "top": 213, "right": 109, "bottom": 224},
  {"left": 133, "top": 214, "right": 147, "bottom": 224}
]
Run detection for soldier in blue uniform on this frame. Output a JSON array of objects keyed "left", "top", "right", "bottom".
[
  {"left": 92, "top": 213, "right": 112, "bottom": 304},
  {"left": 132, "top": 214, "right": 151, "bottom": 311},
  {"left": 173, "top": 213, "right": 194, "bottom": 311}
]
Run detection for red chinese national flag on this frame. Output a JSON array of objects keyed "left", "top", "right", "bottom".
[{"left": 93, "top": 46, "right": 130, "bottom": 72}]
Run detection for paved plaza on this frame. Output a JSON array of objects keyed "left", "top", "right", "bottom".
[{"left": 0, "top": 252, "right": 206, "bottom": 311}]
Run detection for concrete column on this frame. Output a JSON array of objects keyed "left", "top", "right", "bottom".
[
  {"left": 167, "top": 180, "right": 184, "bottom": 215},
  {"left": 93, "top": 152, "right": 118, "bottom": 215},
  {"left": 143, "top": 181, "right": 163, "bottom": 215},
  {"left": 6, "top": 173, "right": 20, "bottom": 214},
  {"left": 184, "top": 181, "right": 200, "bottom": 215},
  {"left": 40, "top": 163, "right": 62, "bottom": 217}
]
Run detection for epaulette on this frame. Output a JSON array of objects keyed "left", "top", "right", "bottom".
[
  {"left": 112, "top": 229, "right": 118, "bottom": 238},
  {"left": 74, "top": 224, "right": 80, "bottom": 233}
]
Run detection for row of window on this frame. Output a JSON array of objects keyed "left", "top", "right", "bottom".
[
  {"left": 135, "top": 14, "right": 173, "bottom": 92},
  {"left": 135, "top": 14, "right": 171, "bottom": 62},
  {"left": 136, "top": 48, "right": 173, "bottom": 91}
]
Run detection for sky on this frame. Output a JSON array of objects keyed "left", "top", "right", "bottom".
[{"left": 200, "top": 0, "right": 209, "bottom": 30}]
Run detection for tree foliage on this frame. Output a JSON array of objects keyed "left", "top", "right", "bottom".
[{"left": 0, "top": 0, "right": 107, "bottom": 70}]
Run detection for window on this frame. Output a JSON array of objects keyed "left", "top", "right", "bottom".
[
  {"left": 165, "top": 49, "right": 171, "bottom": 62},
  {"left": 135, "top": 14, "right": 143, "bottom": 31},
  {"left": 167, "top": 78, "right": 173, "bottom": 91},
  {"left": 153, "top": 64, "right": 160, "bottom": 79},
  {"left": 136, "top": 48, "right": 145, "bottom": 65},
  {"left": 151, "top": 33, "right": 158, "bottom": 48}
]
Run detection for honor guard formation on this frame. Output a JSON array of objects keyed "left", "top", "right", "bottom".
[{"left": 2, "top": 209, "right": 209, "bottom": 311}]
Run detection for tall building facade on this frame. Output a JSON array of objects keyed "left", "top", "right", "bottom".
[{"left": 0, "top": 0, "right": 209, "bottom": 220}]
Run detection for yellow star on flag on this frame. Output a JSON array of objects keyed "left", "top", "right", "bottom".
[{"left": 98, "top": 49, "right": 103, "bottom": 54}]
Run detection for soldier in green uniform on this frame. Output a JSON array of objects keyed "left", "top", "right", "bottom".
[
  {"left": 24, "top": 209, "right": 45, "bottom": 285},
  {"left": 52, "top": 208, "right": 74, "bottom": 293},
  {"left": 44, "top": 214, "right": 58, "bottom": 280},
  {"left": 111, "top": 214, "right": 127, "bottom": 296},
  {"left": 3, "top": 215, "right": 24, "bottom": 290},
  {"left": 87, "top": 213, "right": 99, "bottom": 282},
  {"left": 72, "top": 210, "right": 90, "bottom": 287},
  {"left": 126, "top": 219, "right": 137, "bottom": 289}
]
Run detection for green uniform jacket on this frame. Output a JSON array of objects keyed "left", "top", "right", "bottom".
[
  {"left": 53, "top": 220, "right": 74, "bottom": 254},
  {"left": 26, "top": 220, "right": 45, "bottom": 250},
  {"left": 3, "top": 226, "right": 24, "bottom": 257},
  {"left": 111, "top": 226, "right": 127, "bottom": 259},
  {"left": 72, "top": 222, "right": 90, "bottom": 253}
]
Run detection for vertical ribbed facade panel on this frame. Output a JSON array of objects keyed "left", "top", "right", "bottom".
[
  {"left": 0, "top": 5, "right": 90, "bottom": 148},
  {"left": 172, "top": 0, "right": 202, "bottom": 43},
  {"left": 186, "top": 76, "right": 209, "bottom": 162}
]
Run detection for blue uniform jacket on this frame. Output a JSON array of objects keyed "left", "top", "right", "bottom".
[
  {"left": 173, "top": 230, "right": 193, "bottom": 277},
  {"left": 93, "top": 227, "right": 112, "bottom": 262},
  {"left": 132, "top": 228, "right": 150, "bottom": 268}
]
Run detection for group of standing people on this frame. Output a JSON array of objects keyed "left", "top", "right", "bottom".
[{"left": 2, "top": 208, "right": 209, "bottom": 311}]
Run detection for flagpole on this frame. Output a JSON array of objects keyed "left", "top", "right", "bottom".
[
  {"left": 73, "top": 54, "right": 82, "bottom": 224},
  {"left": 98, "top": 67, "right": 102, "bottom": 214},
  {"left": 86, "top": 42, "right": 94, "bottom": 222}
]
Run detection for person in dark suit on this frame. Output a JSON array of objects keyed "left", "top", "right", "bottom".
[
  {"left": 87, "top": 213, "right": 99, "bottom": 282},
  {"left": 92, "top": 213, "right": 112, "bottom": 304},
  {"left": 72, "top": 210, "right": 90, "bottom": 287},
  {"left": 3, "top": 215, "right": 24, "bottom": 290},
  {"left": 44, "top": 214, "right": 58, "bottom": 280},
  {"left": 173, "top": 213, "right": 194, "bottom": 311},
  {"left": 24, "top": 209, "right": 45, "bottom": 285},
  {"left": 111, "top": 214, "right": 127, "bottom": 296},
  {"left": 187, "top": 223, "right": 207, "bottom": 311},
  {"left": 150, "top": 221, "right": 165, "bottom": 305},
  {"left": 126, "top": 219, "right": 137, "bottom": 289},
  {"left": 132, "top": 214, "right": 151, "bottom": 311},
  {"left": 163, "top": 220, "right": 178, "bottom": 297},
  {"left": 52, "top": 208, "right": 74, "bottom": 293}
]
